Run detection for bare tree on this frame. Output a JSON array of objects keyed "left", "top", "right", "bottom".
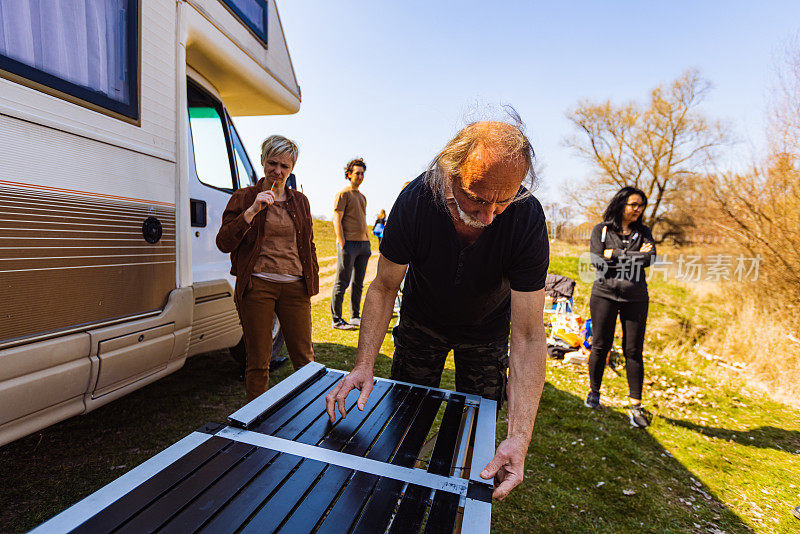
[
  {"left": 542, "top": 202, "right": 574, "bottom": 240},
  {"left": 704, "top": 45, "right": 800, "bottom": 307},
  {"left": 565, "top": 70, "right": 730, "bottom": 240},
  {"left": 769, "top": 38, "right": 800, "bottom": 165}
]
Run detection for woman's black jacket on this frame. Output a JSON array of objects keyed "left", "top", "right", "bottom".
[{"left": 589, "top": 222, "right": 656, "bottom": 302}]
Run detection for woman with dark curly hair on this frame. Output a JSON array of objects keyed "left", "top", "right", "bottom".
[{"left": 585, "top": 186, "right": 656, "bottom": 428}]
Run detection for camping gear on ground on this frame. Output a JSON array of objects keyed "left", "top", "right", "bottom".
[
  {"left": 547, "top": 302, "right": 583, "bottom": 353},
  {"left": 581, "top": 318, "right": 592, "bottom": 350},
  {"left": 563, "top": 351, "right": 589, "bottom": 365},
  {"left": 33, "top": 363, "right": 495, "bottom": 534},
  {"left": 544, "top": 274, "right": 576, "bottom": 315},
  {"left": 547, "top": 343, "right": 572, "bottom": 359},
  {"left": 545, "top": 273, "right": 575, "bottom": 301},
  {"left": 545, "top": 274, "right": 584, "bottom": 360}
]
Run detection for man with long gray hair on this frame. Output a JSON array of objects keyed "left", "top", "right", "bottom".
[{"left": 326, "top": 113, "right": 550, "bottom": 501}]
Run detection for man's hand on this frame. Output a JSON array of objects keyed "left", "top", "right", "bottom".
[
  {"left": 640, "top": 242, "right": 653, "bottom": 252},
  {"left": 603, "top": 248, "right": 613, "bottom": 259},
  {"left": 325, "top": 366, "right": 374, "bottom": 422},
  {"left": 480, "top": 435, "right": 528, "bottom": 500},
  {"left": 333, "top": 211, "right": 346, "bottom": 251}
]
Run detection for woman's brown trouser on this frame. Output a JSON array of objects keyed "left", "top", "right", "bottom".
[{"left": 238, "top": 277, "right": 314, "bottom": 401}]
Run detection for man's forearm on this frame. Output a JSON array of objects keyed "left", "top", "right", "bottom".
[
  {"left": 354, "top": 282, "right": 397, "bottom": 370},
  {"left": 506, "top": 325, "right": 547, "bottom": 446}
]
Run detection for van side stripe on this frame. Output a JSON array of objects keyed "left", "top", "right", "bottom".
[{"left": 0, "top": 179, "right": 175, "bottom": 207}]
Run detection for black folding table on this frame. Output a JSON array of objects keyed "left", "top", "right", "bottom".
[{"left": 33, "top": 363, "right": 495, "bottom": 533}]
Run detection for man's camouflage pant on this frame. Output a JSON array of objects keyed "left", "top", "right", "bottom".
[{"left": 390, "top": 315, "right": 509, "bottom": 405}]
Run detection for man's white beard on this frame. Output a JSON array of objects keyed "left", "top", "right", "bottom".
[{"left": 454, "top": 197, "right": 486, "bottom": 228}]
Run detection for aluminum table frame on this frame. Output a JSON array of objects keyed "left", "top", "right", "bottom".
[{"left": 33, "top": 363, "right": 495, "bottom": 533}]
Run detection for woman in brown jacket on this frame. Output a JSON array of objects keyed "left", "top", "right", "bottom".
[{"left": 216, "top": 135, "right": 319, "bottom": 401}]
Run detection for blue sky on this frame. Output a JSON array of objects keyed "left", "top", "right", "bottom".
[{"left": 235, "top": 1, "right": 800, "bottom": 219}]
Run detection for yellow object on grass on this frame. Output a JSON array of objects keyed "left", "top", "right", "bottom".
[{"left": 554, "top": 329, "right": 582, "bottom": 348}]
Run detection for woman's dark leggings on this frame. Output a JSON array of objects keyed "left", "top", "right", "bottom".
[{"left": 588, "top": 295, "right": 649, "bottom": 400}]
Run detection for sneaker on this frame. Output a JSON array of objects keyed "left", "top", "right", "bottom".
[
  {"left": 350, "top": 317, "right": 361, "bottom": 327},
  {"left": 332, "top": 319, "right": 356, "bottom": 330},
  {"left": 584, "top": 391, "right": 601, "bottom": 409},
  {"left": 628, "top": 404, "right": 650, "bottom": 428},
  {"left": 792, "top": 505, "right": 800, "bottom": 521}
]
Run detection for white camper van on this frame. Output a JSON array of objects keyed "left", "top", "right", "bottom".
[{"left": 0, "top": 0, "right": 300, "bottom": 446}]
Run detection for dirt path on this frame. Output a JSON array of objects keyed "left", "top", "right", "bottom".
[{"left": 311, "top": 254, "right": 379, "bottom": 304}]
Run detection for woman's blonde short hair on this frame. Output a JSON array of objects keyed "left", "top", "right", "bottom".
[{"left": 261, "top": 135, "right": 299, "bottom": 167}]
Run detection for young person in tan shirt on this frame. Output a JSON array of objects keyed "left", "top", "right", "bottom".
[
  {"left": 216, "top": 135, "right": 319, "bottom": 401},
  {"left": 331, "top": 158, "right": 371, "bottom": 329}
]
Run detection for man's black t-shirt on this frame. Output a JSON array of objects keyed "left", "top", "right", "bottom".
[{"left": 380, "top": 175, "right": 550, "bottom": 343}]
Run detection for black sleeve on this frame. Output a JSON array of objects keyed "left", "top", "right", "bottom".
[
  {"left": 624, "top": 226, "right": 656, "bottom": 267},
  {"left": 378, "top": 186, "right": 415, "bottom": 265},
  {"left": 588, "top": 223, "right": 604, "bottom": 269},
  {"left": 589, "top": 223, "right": 624, "bottom": 268},
  {"left": 589, "top": 223, "right": 612, "bottom": 269},
  {"left": 508, "top": 197, "right": 550, "bottom": 292}
]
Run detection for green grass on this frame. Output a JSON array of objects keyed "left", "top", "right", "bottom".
[{"left": 1, "top": 235, "right": 798, "bottom": 532}]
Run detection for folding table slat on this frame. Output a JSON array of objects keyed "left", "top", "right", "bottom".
[
  {"left": 351, "top": 390, "right": 445, "bottom": 532},
  {"left": 176, "top": 380, "right": 394, "bottom": 534},
  {"left": 198, "top": 451, "right": 303, "bottom": 533},
  {"left": 275, "top": 386, "right": 360, "bottom": 445},
  {"left": 274, "top": 464, "right": 352, "bottom": 533},
  {"left": 422, "top": 490, "right": 460, "bottom": 534},
  {"left": 387, "top": 484, "right": 431, "bottom": 533},
  {"left": 238, "top": 457, "right": 328, "bottom": 534},
  {"left": 157, "top": 447, "right": 280, "bottom": 533},
  {"left": 252, "top": 372, "right": 342, "bottom": 435},
  {"left": 68, "top": 436, "right": 231, "bottom": 534},
  {"left": 300, "top": 385, "right": 413, "bottom": 534},
  {"left": 364, "top": 386, "right": 427, "bottom": 462},
  {"left": 392, "top": 391, "right": 444, "bottom": 467},
  {"left": 313, "top": 380, "right": 394, "bottom": 451},
  {"left": 114, "top": 441, "right": 255, "bottom": 534},
  {"left": 349, "top": 477, "right": 406, "bottom": 534},
  {"left": 428, "top": 395, "right": 466, "bottom": 475},
  {"left": 313, "top": 471, "right": 380, "bottom": 534},
  {"left": 322, "top": 384, "right": 410, "bottom": 455}
]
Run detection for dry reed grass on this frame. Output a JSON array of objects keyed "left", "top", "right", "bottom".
[{"left": 685, "top": 286, "right": 800, "bottom": 407}]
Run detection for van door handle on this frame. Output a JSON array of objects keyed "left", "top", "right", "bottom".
[{"left": 190, "top": 198, "right": 207, "bottom": 227}]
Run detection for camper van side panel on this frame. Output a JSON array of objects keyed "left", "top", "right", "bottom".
[{"left": 0, "top": 0, "right": 178, "bottom": 344}]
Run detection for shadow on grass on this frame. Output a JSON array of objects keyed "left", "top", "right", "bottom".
[
  {"left": 0, "top": 350, "right": 246, "bottom": 533},
  {"left": 660, "top": 416, "right": 800, "bottom": 453},
  {"left": 493, "top": 382, "right": 754, "bottom": 533},
  {"left": 1, "top": 343, "right": 397, "bottom": 532},
  {"left": 0, "top": 345, "right": 756, "bottom": 533}
]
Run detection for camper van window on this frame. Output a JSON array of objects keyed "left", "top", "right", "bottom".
[
  {"left": 230, "top": 119, "right": 257, "bottom": 186},
  {"left": 221, "top": 0, "right": 268, "bottom": 45},
  {"left": 0, "top": 0, "right": 139, "bottom": 121},
  {"left": 189, "top": 104, "right": 237, "bottom": 192}
]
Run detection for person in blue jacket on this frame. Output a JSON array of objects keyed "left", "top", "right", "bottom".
[
  {"left": 373, "top": 209, "right": 386, "bottom": 243},
  {"left": 585, "top": 186, "right": 656, "bottom": 428}
]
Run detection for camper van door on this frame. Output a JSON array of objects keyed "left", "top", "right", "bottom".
[{"left": 186, "top": 79, "right": 256, "bottom": 285}]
